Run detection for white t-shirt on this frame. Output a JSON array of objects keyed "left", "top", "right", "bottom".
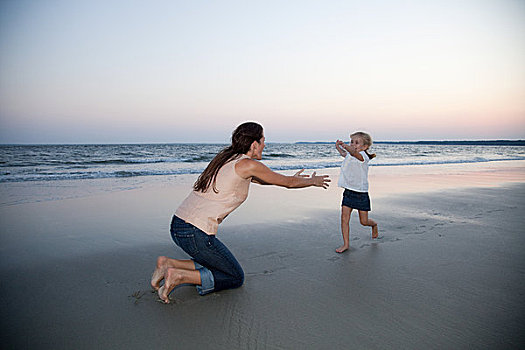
[{"left": 337, "top": 151, "right": 370, "bottom": 192}]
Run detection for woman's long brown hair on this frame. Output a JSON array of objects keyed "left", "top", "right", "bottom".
[{"left": 193, "top": 122, "right": 264, "bottom": 193}]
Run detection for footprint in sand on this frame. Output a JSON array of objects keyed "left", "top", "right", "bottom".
[
  {"left": 249, "top": 251, "right": 278, "bottom": 259},
  {"left": 129, "top": 290, "right": 146, "bottom": 305},
  {"left": 486, "top": 209, "right": 504, "bottom": 213},
  {"left": 246, "top": 267, "right": 286, "bottom": 277}
]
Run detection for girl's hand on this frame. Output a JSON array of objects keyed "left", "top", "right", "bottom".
[
  {"left": 335, "top": 140, "right": 347, "bottom": 157},
  {"left": 340, "top": 141, "right": 356, "bottom": 153},
  {"left": 310, "top": 171, "right": 331, "bottom": 189}
]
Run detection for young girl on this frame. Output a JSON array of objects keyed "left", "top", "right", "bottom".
[{"left": 335, "top": 131, "right": 378, "bottom": 253}]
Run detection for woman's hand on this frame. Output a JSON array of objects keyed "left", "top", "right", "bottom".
[
  {"left": 310, "top": 171, "right": 331, "bottom": 189},
  {"left": 293, "top": 169, "right": 308, "bottom": 178},
  {"left": 237, "top": 159, "right": 330, "bottom": 189},
  {"left": 294, "top": 169, "right": 330, "bottom": 188}
]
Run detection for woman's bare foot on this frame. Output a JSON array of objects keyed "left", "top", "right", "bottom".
[
  {"left": 336, "top": 245, "right": 349, "bottom": 253},
  {"left": 158, "top": 285, "right": 167, "bottom": 303},
  {"left": 372, "top": 225, "right": 378, "bottom": 239},
  {"left": 158, "top": 268, "right": 185, "bottom": 304},
  {"left": 151, "top": 256, "right": 169, "bottom": 291}
]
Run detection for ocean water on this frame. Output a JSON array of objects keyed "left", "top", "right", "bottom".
[{"left": 1, "top": 142, "right": 524, "bottom": 183}]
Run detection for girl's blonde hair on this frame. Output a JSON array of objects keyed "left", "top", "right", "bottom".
[{"left": 351, "top": 131, "right": 376, "bottom": 159}]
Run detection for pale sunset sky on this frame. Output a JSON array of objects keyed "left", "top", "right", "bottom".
[{"left": 0, "top": 0, "right": 524, "bottom": 143}]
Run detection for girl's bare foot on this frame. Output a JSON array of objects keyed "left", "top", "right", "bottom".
[
  {"left": 372, "top": 225, "right": 378, "bottom": 239},
  {"left": 336, "top": 245, "right": 349, "bottom": 253},
  {"left": 151, "top": 256, "right": 169, "bottom": 291},
  {"left": 158, "top": 268, "right": 185, "bottom": 304}
]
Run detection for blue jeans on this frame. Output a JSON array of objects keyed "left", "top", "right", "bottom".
[{"left": 170, "top": 215, "right": 244, "bottom": 295}]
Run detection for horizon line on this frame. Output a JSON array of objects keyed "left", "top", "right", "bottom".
[{"left": 0, "top": 139, "right": 524, "bottom": 146}]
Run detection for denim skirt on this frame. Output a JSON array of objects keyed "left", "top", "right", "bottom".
[{"left": 342, "top": 189, "right": 371, "bottom": 211}]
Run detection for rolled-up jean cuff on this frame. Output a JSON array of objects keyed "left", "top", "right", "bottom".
[{"left": 194, "top": 262, "right": 214, "bottom": 295}]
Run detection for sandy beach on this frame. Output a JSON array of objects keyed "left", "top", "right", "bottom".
[{"left": 1, "top": 161, "right": 524, "bottom": 349}]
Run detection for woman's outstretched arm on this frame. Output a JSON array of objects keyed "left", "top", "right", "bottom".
[{"left": 236, "top": 159, "right": 330, "bottom": 189}]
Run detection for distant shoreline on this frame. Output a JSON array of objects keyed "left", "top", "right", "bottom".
[
  {"left": 296, "top": 140, "right": 525, "bottom": 146},
  {"left": 1, "top": 140, "right": 525, "bottom": 146}
]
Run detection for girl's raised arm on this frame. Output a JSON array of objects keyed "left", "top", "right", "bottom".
[
  {"left": 335, "top": 140, "right": 347, "bottom": 157},
  {"left": 340, "top": 142, "right": 364, "bottom": 161}
]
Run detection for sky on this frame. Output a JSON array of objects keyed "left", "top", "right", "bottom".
[{"left": 0, "top": 0, "right": 524, "bottom": 143}]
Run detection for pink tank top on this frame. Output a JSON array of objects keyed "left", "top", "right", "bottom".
[{"left": 175, "top": 154, "right": 252, "bottom": 235}]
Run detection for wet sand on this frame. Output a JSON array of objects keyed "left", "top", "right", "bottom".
[{"left": 1, "top": 161, "right": 524, "bottom": 349}]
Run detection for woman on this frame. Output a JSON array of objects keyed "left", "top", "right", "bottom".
[{"left": 151, "top": 122, "right": 330, "bottom": 303}]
